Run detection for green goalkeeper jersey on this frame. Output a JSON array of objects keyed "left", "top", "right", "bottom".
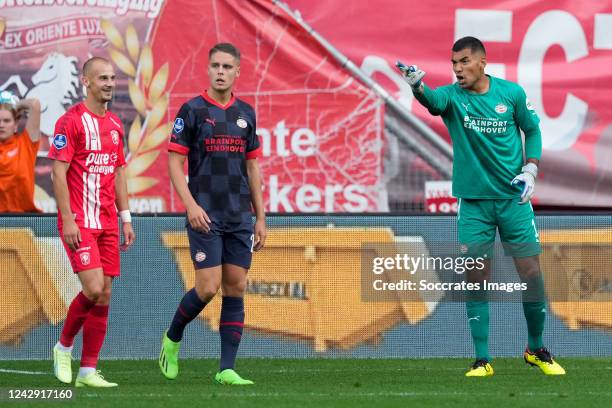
[{"left": 414, "top": 75, "right": 542, "bottom": 199}]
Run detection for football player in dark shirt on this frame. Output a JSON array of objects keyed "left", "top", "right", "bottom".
[{"left": 160, "top": 43, "right": 266, "bottom": 385}]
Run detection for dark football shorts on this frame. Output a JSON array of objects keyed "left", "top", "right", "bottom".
[{"left": 186, "top": 222, "right": 254, "bottom": 270}]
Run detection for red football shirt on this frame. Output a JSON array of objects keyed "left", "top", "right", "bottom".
[{"left": 48, "top": 103, "right": 126, "bottom": 230}]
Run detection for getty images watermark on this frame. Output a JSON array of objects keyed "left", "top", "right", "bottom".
[
  {"left": 360, "top": 243, "right": 540, "bottom": 302},
  {"left": 371, "top": 253, "right": 526, "bottom": 293}
]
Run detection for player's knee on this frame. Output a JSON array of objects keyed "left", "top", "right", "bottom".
[
  {"left": 519, "top": 264, "right": 541, "bottom": 280},
  {"left": 222, "top": 280, "right": 246, "bottom": 297},
  {"left": 82, "top": 285, "right": 104, "bottom": 302},
  {"left": 516, "top": 257, "right": 541, "bottom": 280},
  {"left": 466, "top": 265, "right": 491, "bottom": 283},
  {"left": 97, "top": 287, "right": 112, "bottom": 305},
  {"left": 466, "top": 260, "right": 491, "bottom": 283},
  {"left": 194, "top": 283, "right": 219, "bottom": 302}
]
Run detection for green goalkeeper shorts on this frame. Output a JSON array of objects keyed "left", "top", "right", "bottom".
[{"left": 457, "top": 198, "right": 541, "bottom": 258}]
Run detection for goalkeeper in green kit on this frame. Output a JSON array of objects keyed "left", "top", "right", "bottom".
[{"left": 398, "top": 36, "right": 565, "bottom": 377}]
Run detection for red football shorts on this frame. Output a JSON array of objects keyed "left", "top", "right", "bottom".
[{"left": 60, "top": 227, "right": 120, "bottom": 276}]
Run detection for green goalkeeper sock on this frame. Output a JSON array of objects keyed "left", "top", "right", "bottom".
[
  {"left": 466, "top": 300, "right": 490, "bottom": 361},
  {"left": 522, "top": 274, "right": 546, "bottom": 350}
]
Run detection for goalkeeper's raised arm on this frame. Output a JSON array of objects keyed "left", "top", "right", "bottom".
[{"left": 397, "top": 62, "right": 450, "bottom": 116}]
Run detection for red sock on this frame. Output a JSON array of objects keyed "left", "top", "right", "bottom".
[
  {"left": 80, "top": 304, "right": 109, "bottom": 368},
  {"left": 59, "top": 292, "right": 95, "bottom": 347}
]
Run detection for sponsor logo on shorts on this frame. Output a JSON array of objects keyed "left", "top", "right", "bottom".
[
  {"left": 53, "top": 134, "right": 67, "bottom": 150},
  {"left": 111, "top": 130, "right": 120, "bottom": 145},
  {"left": 173, "top": 117, "right": 185, "bottom": 134},
  {"left": 236, "top": 118, "right": 247, "bottom": 129},
  {"left": 495, "top": 103, "right": 507, "bottom": 114},
  {"left": 195, "top": 251, "right": 206, "bottom": 262},
  {"left": 79, "top": 252, "right": 91, "bottom": 265}
]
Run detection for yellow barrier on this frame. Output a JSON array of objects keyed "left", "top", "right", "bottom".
[
  {"left": 163, "top": 227, "right": 434, "bottom": 352},
  {"left": 540, "top": 229, "right": 612, "bottom": 330},
  {"left": 0, "top": 229, "right": 66, "bottom": 345}
]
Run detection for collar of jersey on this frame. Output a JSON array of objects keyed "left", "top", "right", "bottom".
[
  {"left": 202, "top": 90, "right": 236, "bottom": 110},
  {"left": 0, "top": 129, "right": 28, "bottom": 147},
  {"left": 80, "top": 102, "right": 110, "bottom": 119}
]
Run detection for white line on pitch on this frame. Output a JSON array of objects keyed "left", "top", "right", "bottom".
[{"left": 0, "top": 369, "right": 48, "bottom": 375}]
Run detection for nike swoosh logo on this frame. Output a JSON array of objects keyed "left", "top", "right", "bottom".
[{"left": 468, "top": 316, "right": 480, "bottom": 322}]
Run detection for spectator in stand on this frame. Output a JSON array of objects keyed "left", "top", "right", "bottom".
[{"left": 0, "top": 91, "right": 42, "bottom": 212}]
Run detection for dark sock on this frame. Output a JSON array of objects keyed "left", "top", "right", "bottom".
[
  {"left": 167, "top": 288, "right": 207, "bottom": 342},
  {"left": 219, "top": 296, "right": 244, "bottom": 371}
]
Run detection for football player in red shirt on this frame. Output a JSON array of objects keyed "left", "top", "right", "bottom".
[{"left": 48, "top": 57, "right": 135, "bottom": 388}]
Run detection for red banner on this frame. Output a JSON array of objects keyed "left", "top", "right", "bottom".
[
  {"left": 150, "top": 0, "right": 384, "bottom": 212},
  {"left": 425, "top": 181, "right": 457, "bottom": 214},
  {"left": 288, "top": 0, "right": 612, "bottom": 207},
  {"left": 1, "top": 17, "right": 104, "bottom": 51},
  {"left": 2, "top": 1, "right": 610, "bottom": 211},
  {"left": 0, "top": 0, "right": 384, "bottom": 213}
]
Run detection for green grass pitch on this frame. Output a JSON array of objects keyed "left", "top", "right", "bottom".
[{"left": 1, "top": 358, "right": 610, "bottom": 407}]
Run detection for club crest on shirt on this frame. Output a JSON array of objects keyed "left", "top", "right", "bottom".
[
  {"left": 236, "top": 118, "right": 247, "bottom": 129},
  {"left": 495, "top": 103, "right": 507, "bottom": 114},
  {"left": 79, "top": 252, "right": 91, "bottom": 265},
  {"left": 111, "top": 130, "right": 120, "bottom": 145},
  {"left": 52, "top": 134, "right": 67, "bottom": 150},
  {"left": 173, "top": 118, "right": 185, "bottom": 134}
]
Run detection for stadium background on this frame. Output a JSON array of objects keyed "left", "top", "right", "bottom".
[
  {"left": 0, "top": 0, "right": 611, "bottom": 362},
  {"left": 2, "top": 215, "right": 611, "bottom": 360}
]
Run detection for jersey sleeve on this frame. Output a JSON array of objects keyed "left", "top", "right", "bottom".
[
  {"left": 414, "top": 84, "right": 451, "bottom": 116},
  {"left": 245, "top": 108, "right": 261, "bottom": 160},
  {"left": 168, "top": 103, "right": 193, "bottom": 155},
  {"left": 514, "top": 86, "right": 542, "bottom": 160},
  {"left": 19, "top": 129, "right": 40, "bottom": 157},
  {"left": 48, "top": 113, "right": 77, "bottom": 163},
  {"left": 117, "top": 127, "right": 127, "bottom": 167}
]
